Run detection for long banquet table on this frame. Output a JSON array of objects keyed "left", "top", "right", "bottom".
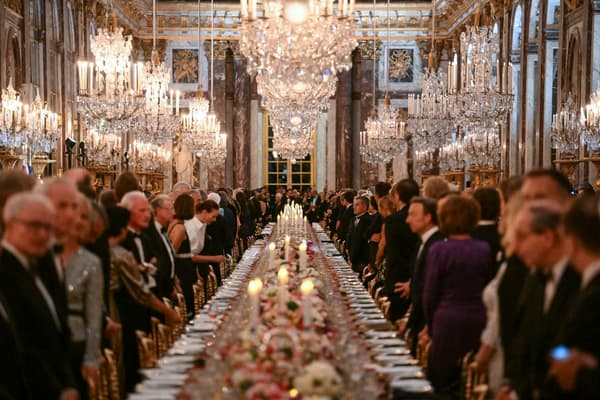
[{"left": 129, "top": 223, "right": 433, "bottom": 400}]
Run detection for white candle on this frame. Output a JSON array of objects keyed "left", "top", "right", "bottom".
[
  {"left": 176, "top": 90, "right": 180, "bottom": 115},
  {"left": 247, "top": 278, "right": 262, "bottom": 331},
  {"left": 268, "top": 242, "right": 276, "bottom": 268},
  {"left": 241, "top": 0, "right": 248, "bottom": 18},
  {"left": 284, "top": 234, "right": 291, "bottom": 261},
  {"left": 298, "top": 241, "right": 307, "bottom": 269},
  {"left": 278, "top": 266, "right": 289, "bottom": 312},
  {"left": 300, "top": 278, "right": 314, "bottom": 329}
]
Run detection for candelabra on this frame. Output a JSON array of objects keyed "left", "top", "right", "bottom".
[
  {"left": 581, "top": 84, "right": 600, "bottom": 153},
  {"left": 551, "top": 94, "right": 582, "bottom": 159}
]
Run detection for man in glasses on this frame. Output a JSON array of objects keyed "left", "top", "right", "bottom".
[{"left": 0, "top": 192, "right": 77, "bottom": 400}]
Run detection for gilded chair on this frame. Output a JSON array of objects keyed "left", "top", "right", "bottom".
[
  {"left": 135, "top": 330, "right": 157, "bottom": 369},
  {"left": 104, "top": 348, "right": 119, "bottom": 400},
  {"left": 461, "top": 351, "right": 488, "bottom": 400}
]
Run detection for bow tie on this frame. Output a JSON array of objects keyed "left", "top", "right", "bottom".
[
  {"left": 52, "top": 243, "right": 64, "bottom": 254},
  {"left": 160, "top": 227, "right": 168, "bottom": 235}
]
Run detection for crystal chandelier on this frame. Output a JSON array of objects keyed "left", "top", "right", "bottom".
[
  {"left": 25, "top": 90, "right": 61, "bottom": 155},
  {"left": 135, "top": 0, "right": 179, "bottom": 145},
  {"left": 581, "top": 84, "right": 600, "bottom": 152},
  {"left": 76, "top": 9, "right": 144, "bottom": 128},
  {"left": 180, "top": 0, "right": 226, "bottom": 169},
  {"left": 272, "top": 124, "right": 315, "bottom": 162},
  {"left": 269, "top": 102, "right": 318, "bottom": 160},
  {"left": 239, "top": 0, "right": 357, "bottom": 88},
  {"left": 439, "top": 139, "right": 464, "bottom": 172},
  {"left": 83, "top": 128, "right": 122, "bottom": 169},
  {"left": 359, "top": 0, "right": 406, "bottom": 165},
  {"left": 407, "top": 4, "right": 453, "bottom": 174},
  {"left": 461, "top": 125, "right": 501, "bottom": 169},
  {"left": 448, "top": 24, "right": 513, "bottom": 130},
  {"left": 131, "top": 139, "right": 172, "bottom": 172},
  {"left": 0, "top": 80, "right": 26, "bottom": 149},
  {"left": 550, "top": 93, "right": 582, "bottom": 159}
]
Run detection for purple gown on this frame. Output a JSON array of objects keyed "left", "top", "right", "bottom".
[{"left": 423, "top": 238, "right": 493, "bottom": 393}]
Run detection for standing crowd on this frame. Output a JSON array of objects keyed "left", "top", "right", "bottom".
[
  {"left": 1, "top": 167, "right": 599, "bottom": 400},
  {"left": 325, "top": 171, "right": 600, "bottom": 400}
]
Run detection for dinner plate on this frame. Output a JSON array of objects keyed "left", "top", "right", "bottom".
[
  {"left": 368, "top": 337, "right": 406, "bottom": 346},
  {"left": 168, "top": 343, "right": 205, "bottom": 355},
  {"left": 373, "top": 346, "right": 411, "bottom": 355},
  {"left": 365, "top": 330, "right": 397, "bottom": 338},
  {"left": 390, "top": 378, "right": 433, "bottom": 392}
]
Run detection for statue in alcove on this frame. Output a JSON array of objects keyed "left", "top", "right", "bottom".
[{"left": 175, "top": 143, "right": 193, "bottom": 184}]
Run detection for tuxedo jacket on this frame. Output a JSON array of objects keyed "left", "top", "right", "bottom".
[
  {"left": 122, "top": 230, "right": 155, "bottom": 265},
  {"left": 0, "top": 250, "right": 75, "bottom": 399},
  {"left": 336, "top": 205, "right": 354, "bottom": 242},
  {"left": 204, "top": 215, "right": 235, "bottom": 257},
  {"left": 346, "top": 213, "right": 374, "bottom": 266},
  {"left": 0, "top": 291, "right": 29, "bottom": 400},
  {"left": 538, "top": 273, "right": 600, "bottom": 399},
  {"left": 142, "top": 221, "right": 176, "bottom": 300},
  {"left": 407, "top": 230, "right": 445, "bottom": 336},
  {"left": 508, "top": 264, "right": 580, "bottom": 400}
]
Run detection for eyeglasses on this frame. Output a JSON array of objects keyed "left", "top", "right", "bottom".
[{"left": 14, "top": 219, "right": 54, "bottom": 233}]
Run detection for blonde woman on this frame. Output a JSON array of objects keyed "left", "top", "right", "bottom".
[{"left": 61, "top": 193, "right": 104, "bottom": 399}]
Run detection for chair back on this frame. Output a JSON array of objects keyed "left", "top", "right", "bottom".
[
  {"left": 135, "top": 330, "right": 156, "bottom": 369},
  {"left": 461, "top": 351, "right": 488, "bottom": 400},
  {"left": 104, "top": 348, "right": 120, "bottom": 400}
]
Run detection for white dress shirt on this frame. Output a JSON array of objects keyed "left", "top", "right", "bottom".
[
  {"left": 543, "top": 257, "right": 568, "bottom": 313},
  {"left": 417, "top": 226, "right": 439, "bottom": 260},
  {"left": 185, "top": 217, "right": 206, "bottom": 255},
  {"left": 581, "top": 259, "right": 600, "bottom": 289},
  {"left": 154, "top": 220, "right": 175, "bottom": 278}
]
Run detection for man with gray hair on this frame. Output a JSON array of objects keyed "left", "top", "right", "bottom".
[
  {"left": 171, "top": 182, "right": 192, "bottom": 200},
  {"left": 0, "top": 192, "right": 77, "bottom": 400},
  {"left": 505, "top": 200, "right": 580, "bottom": 399},
  {"left": 144, "top": 194, "right": 177, "bottom": 301}
]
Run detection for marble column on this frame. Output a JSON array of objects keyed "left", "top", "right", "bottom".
[
  {"left": 233, "top": 54, "right": 251, "bottom": 188},
  {"left": 225, "top": 46, "right": 235, "bottom": 187},
  {"left": 316, "top": 112, "right": 328, "bottom": 192},
  {"left": 336, "top": 70, "right": 353, "bottom": 189},
  {"left": 351, "top": 49, "right": 361, "bottom": 188}
]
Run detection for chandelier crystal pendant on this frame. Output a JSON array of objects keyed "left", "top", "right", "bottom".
[
  {"left": 76, "top": 8, "right": 144, "bottom": 128},
  {"left": 550, "top": 93, "right": 582, "bottom": 159}
]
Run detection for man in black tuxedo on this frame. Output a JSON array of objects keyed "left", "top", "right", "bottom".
[
  {"left": 401, "top": 197, "right": 445, "bottom": 355},
  {"left": 384, "top": 179, "right": 420, "bottom": 323},
  {"left": 120, "top": 191, "right": 156, "bottom": 289},
  {"left": 336, "top": 190, "right": 355, "bottom": 253},
  {"left": 505, "top": 201, "right": 580, "bottom": 400},
  {"left": 471, "top": 187, "right": 503, "bottom": 275},
  {"left": 146, "top": 195, "right": 177, "bottom": 301},
  {"left": 346, "top": 196, "right": 374, "bottom": 275},
  {"left": 0, "top": 291, "right": 29, "bottom": 400},
  {"left": 543, "top": 194, "right": 600, "bottom": 398},
  {"left": 0, "top": 192, "right": 77, "bottom": 400}
]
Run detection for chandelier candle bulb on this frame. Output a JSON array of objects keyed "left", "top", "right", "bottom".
[
  {"left": 176, "top": 91, "right": 180, "bottom": 115},
  {"left": 241, "top": 0, "right": 248, "bottom": 18},
  {"left": 300, "top": 278, "right": 314, "bottom": 329}
]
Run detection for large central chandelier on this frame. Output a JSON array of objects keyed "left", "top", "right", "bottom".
[
  {"left": 77, "top": 9, "right": 144, "bottom": 129},
  {"left": 239, "top": 0, "right": 357, "bottom": 90}
]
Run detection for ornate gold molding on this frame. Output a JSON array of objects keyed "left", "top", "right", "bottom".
[{"left": 357, "top": 40, "right": 382, "bottom": 60}]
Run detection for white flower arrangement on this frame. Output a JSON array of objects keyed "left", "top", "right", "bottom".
[{"left": 294, "top": 360, "right": 342, "bottom": 398}]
